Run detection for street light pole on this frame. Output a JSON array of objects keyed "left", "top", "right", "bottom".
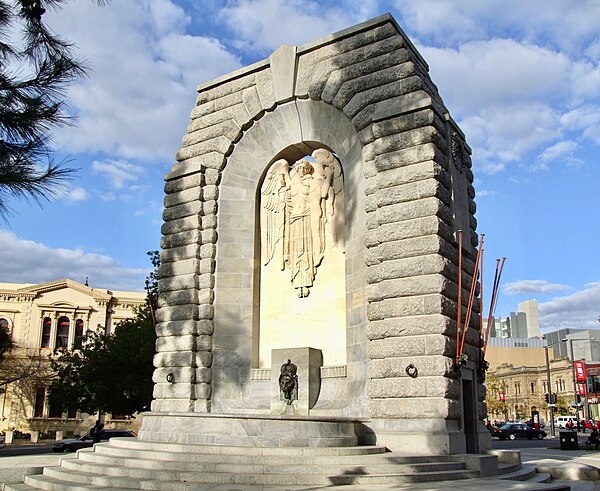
[
  {"left": 565, "top": 338, "right": 581, "bottom": 429},
  {"left": 545, "top": 346, "right": 556, "bottom": 437}
]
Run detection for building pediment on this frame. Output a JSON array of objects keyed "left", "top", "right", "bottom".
[{"left": 14, "top": 279, "right": 112, "bottom": 302}]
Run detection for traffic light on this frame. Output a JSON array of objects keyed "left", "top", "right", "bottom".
[
  {"left": 499, "top": 391, "right": 505, "bottom": 402},
  {"left": 551, "top": 393, "right": 557, "bottom": 404},
  {"left": 576, "top": 394, "right": 582, "bottom": 404},
  {"left": 545, "top": 393, "right": 550, "bottom": 403}
]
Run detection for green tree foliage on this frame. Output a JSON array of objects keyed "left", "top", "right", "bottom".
[
  {"left": 484, "top": 375, "right": 508, "bottom": 420},
  {"left": 0, "top": 325, "right": 13, "bottom": 361},
  {"left": 48, "top": 251, "right": 158, "bottom": 416},
  {"left": 0, "top": 1, "right": 104, "bottom": 218}
]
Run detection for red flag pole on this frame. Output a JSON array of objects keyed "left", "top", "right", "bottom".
[{"left": 459, "top": 234, "right": 484, "bottom": 360}]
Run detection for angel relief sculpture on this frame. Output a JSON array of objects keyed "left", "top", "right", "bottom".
[{"left": 261, "top": 148, "right": 344, "bottom": 298}]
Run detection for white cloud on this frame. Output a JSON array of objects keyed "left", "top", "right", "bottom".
[
  {"left": 395, "top": 0, "right": 600, "bottom": 55},
  {"left": 539, "top": 283, "right": 600, "bottom": 330},
  {"left": 65, "top": 187, "right": 89, "bottom": 203},
  {"left": 45, "top": 1, "right": 241, "bottom": 163},
  {"left": 0, "top": 231, "right": 147, "bottom": 291},
  {"left": 503, "top": 280, "right": 571, "bottom": 296},
  {"left": 538, "top": 140, "right": 578, "bottom": 163},
  {"left": 218, "top": 0, "right": 366, "bottom": 53},
  {"left": 92, "top": 159, "right": 144, "bottom": 189}
]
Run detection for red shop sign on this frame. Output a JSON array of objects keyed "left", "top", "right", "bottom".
[{"left": 575, "top": 361, "right": 587, "bottom": 382}]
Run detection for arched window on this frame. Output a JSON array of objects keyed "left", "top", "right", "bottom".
[
  {"left": 40, "top": 317, "right": 52, "bottom": 348},
  {"left": 0, "top": 318, "right": 9, "bottom": 334},
  {"left": 55, "top": 316, "right": 70, "bottom": 349},
  {"left": 73, "top": 319, "right": 84, "bottom": 349}
]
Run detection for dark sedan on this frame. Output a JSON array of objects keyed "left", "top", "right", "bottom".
[
  {"left": 52, "top": 429, "right": 135, "bottom": 452},
  {"left": 491, "top": 423, "right": 546, "bottom": 440}
]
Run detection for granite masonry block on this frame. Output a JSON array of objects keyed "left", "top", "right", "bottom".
[
  {"left": 374, "top": 142, "right": 445, "bottom": 172},
  {"left": 365, "top": 315, "right": 450, "bottom": 340},
  {"left": 158, "top": 258, "right": 198, "bottom": 278},
  {"left": 197, "top": 74, "right": 256, "bottom": 104},
  {"left": 366, "top": 255, "right": 448, "bottom": 283},
  {"left": 369, "top": 126, "right": 446, "bottom": 160},
  {"left": 155, "top": 320, "right": 207, "bottom": 337},
  {"left": 157, "top": 289, "right": 198, "bottom": 308},
  {"left": 164, "top": 185, "right": 201, "bottom": 208},
  {"left": 368, "top": 354, "right": 454, "bottom": 378},
  {"left": 365, "top": 161, "right": 438, "bottom": 196},
  {"left": 368, "top": 397, "right": 460, "bottom": 419},
  {"left": 200, "top": 244, "right": 217, "bottom": 259},
  {"left": 160, "top": 230, "right": 201, "bottom": 250},
  {"left": 330, "top": 60, "right": 416, "bottom": 109},
  {"left": 368, "top": 376, "right": 458, "bottom": 399},
  {"left": 367, "top": 294, "right": 447, "bottom": 320},
  {"left": 343, "top": 75, "right": 422, "bottom": 119},
  {"left": 155, "top": 304, "right": 199, "bottom": 323},
  {"left": 156, "top": 335, "right": 197, "bottom": 352},
  {"left": 160, "top": 245, "right": 199, "bottom": 264},
  {"left": 161, "top": 215, "right": 201, "bottom": 236},
  {"left": 153, "top": 382, "right": 195, "bottom": 400},
  {"left": 164, "top": 173, "right": 202, "bottom": 194},
  {"left": 367, "top": 333, "right": 452, "bottom": 359},
  {"left": 363, "top": 216, "right": 443, "bottom": 249},
  {"left": 369, "top": 235, "right": 443, "bottom": 263},
  {"left": 152, "top": 367, "right": 196, "bottom": 384},
  {"left": 366, "top": 274, "right": 448, "bottom": 302},
  {"left": 191, "top": 91, "right": 244, "bottom": 119},
  {"left": 201, "top": 214, "right": 218, "bottom": 230}
]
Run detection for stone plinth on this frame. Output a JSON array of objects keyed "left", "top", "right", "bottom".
[
  {"left": 271, "top": 348, "right": 323, "bottom": 415},
  {"left": 139, "top": 412, "right": 361, "bottom": 447}
]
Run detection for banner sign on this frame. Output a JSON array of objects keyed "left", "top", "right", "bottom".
[
  {"left": 575, "top": 361, "right": 587, "bottom": 382},
  {"left": 578, "top": 382, "right": 587, "bottom": 395}
]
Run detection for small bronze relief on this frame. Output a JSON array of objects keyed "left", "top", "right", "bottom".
[{"left": 278, "top": 359, "right": 298, "bottom": 404}]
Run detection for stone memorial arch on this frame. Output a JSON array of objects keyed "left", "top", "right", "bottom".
[{"left": 141, "top": 13, "right": 489, "bottom": 455}]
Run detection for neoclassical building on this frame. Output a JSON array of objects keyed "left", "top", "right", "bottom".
[{"left": 0, "top": 279, "right": 145, "bottom": 440}]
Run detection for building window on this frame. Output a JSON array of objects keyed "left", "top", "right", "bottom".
[
  {"left": 515, "top": 382, "right": 521, "bottom": 395},
  {"left": 67, "top": 408, "right": 77, "bottom": 419},
  {"left": 0, "top": 318, "right": 9, "bottom": 336},
  {"left": 73, "top": 319, "right": 84, "bottom": 349},
  {"left": 48, "top": 396, "right": 63, "bottom": 418},
  {"left": 41, "top": 317, "right": 52, "bottom": 348},
  {"left": 55, "top": 316, "right": 69, "bottom": 349},
  {"left": 34, "top": 387, "right": 45, "bottom": 417},
  {"left": 543, "top": 381, "right": 548, "bottom": 393},
  {"left": 530, "top": 382, "right": 535, "bottom": 393}
]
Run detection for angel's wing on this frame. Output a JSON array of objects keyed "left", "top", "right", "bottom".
[{"left": 261, "top": 159, "right": 289, "bottom": 268}]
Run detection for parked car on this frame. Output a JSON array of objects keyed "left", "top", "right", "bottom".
[
  {"left": 555, "top": 416, "right": 577, "bottom": 429},
  {"left": 52, "top": 429, "right": 135, "bottom": 452},
  {"left": 491, "top": 423, "right": 547, "bottom": 440}
]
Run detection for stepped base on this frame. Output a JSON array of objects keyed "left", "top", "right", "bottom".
[{"left": 138, "top": 411, "right": 366, "bottom": 447}]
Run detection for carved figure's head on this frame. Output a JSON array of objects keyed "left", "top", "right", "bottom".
[
  {"left": 279, "top": 373, "right": 295, "bottom": 395},
  {"left": 295, "top": 160, "right": 314, "bottom": 176}
]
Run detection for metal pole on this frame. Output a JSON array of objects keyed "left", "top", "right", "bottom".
[
  {"left": 569, "top": 339, "right": 581, "bottom": 430},
  {"left": 545, "top": 346, "right": 555, "bottom": 437}
]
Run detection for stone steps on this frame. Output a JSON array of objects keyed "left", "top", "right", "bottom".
[
  {"left": 2, "top": 439, "right": 572, "bottom": 490},
  {"left": 74, "top": 448, "right": 467, "bottom": 474}
]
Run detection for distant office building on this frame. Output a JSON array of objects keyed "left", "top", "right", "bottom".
[
  {"left": 485, "top": 299, "right": 539, "bottom": 339},
  {"left": 544, "top": 328, "right": 600, "bottom": 362},
  {"left": 518, "top": 299, "right": 540, "bottom": 338}
]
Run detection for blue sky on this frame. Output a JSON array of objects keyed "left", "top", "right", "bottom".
[{"left": 1, "top": 0, "right": 599, "bottom": 332}]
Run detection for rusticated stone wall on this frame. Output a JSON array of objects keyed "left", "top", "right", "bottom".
[{"left": 154, "top": 13, "right": 487, "bottom": 454}]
